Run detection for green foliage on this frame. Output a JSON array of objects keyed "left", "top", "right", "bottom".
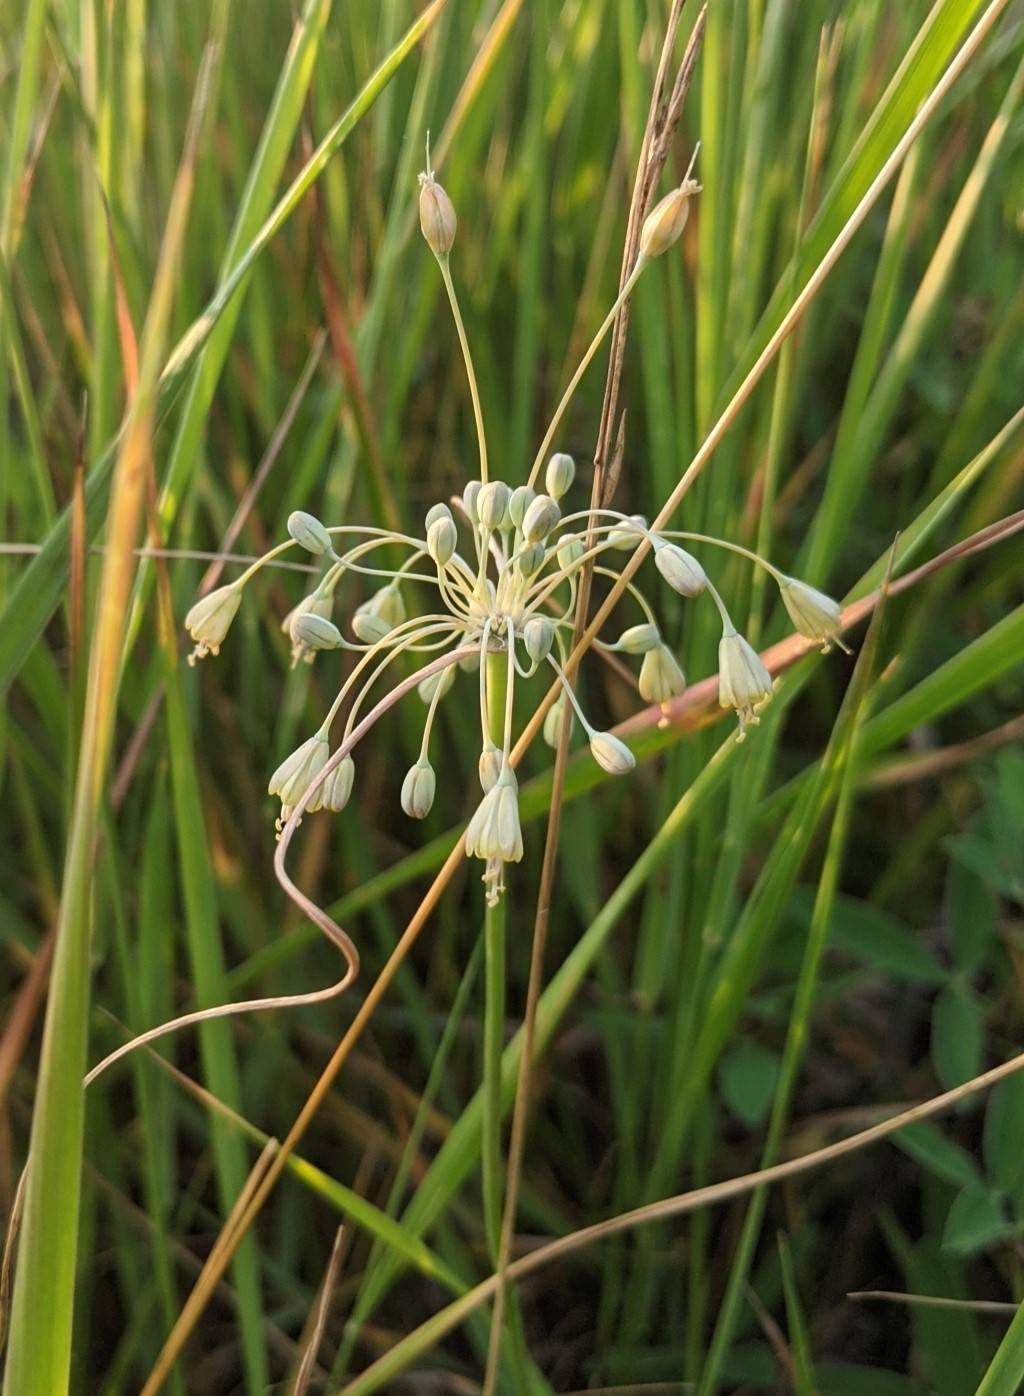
[{"left": 2, "top": 1, "right": 1023, "bottom": 1393}]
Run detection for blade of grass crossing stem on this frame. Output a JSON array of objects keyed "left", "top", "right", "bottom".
[
  {"left": 696, "top": 581, "right": 889, "bottom": 1394},
  {"left": 150, "top": 582, "right": 269, "bottom": 1387},
  {"left": 2, "top": 45, "right": 215, "bottom": 1396},
  {"left": 778, "top": 1232, "right": 817, "bottom": 1396},
  {"left": 974, "top": 1303, "right": 1024, "bottom": 1395},
  {"left": 0, "top": 0, "right": 445, "bottom": 700},
  {"left": 349, "top": 739, "right": 740, "bottom": 1337}
]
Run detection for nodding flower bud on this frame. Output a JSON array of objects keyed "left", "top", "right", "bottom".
[
  {"left": 418, "top": 665, "right": 456, "bottom": 704},
  {"left": 615, "top": 622, "right": 661, "bottom": 654},
  {"left": 639, "top": 643, "right": 686, "bottom": 704},
  {"left": 508, "top": 485, "right": 536, "bottom": 530},
  {"left": 523, "top": 616, "right": 555, "bottom": 662},
  {"left": 779, "top": 576, "right": 844, "bottom": 652},
  {"left": 639, "top": 176, "right": 701, "bottom": 259},
  {"left": 425, "top": 501, "right": 453, "bottom": 529},
  {"left": 718, "top": 628, "right": 774, "bottom": 739},
  {"left": 654, "top": 541, "right": 706, "bottom": 597},
  {"left": 545, "top": 452, "right": 575, "bottom": 500},
  {"left": 608, "top": 515, "right": 648, "bottom": 551},
  {"left": 517, "top": 541, "right": 546, "bottom": 577},
  {"left": 290, "top": 611, "right": 343, "bottom": 653},
  {"left": 185, "top": 583, "right": 242, "bottom": 664},
  {"left": 478, "top": 741, "right": 502, "bottom": 792},
  {"left": 462, "top": 480, "right": 482, "bottom": 523},
  {"left": 309, "top": 754, "right": 355, "bottom": 813},
  {"left": 556, "top": 534, "right": 585, "bottom": 570},
  {"left": 427, "top": 515, "right": 458, "bottom": 566},
  {"left": 401, "top": 757, "right": 436, "bottom": 819},
  {"left": 522, "top": 493, "right": 561, "bottom": 543},
  {"left": 287, "top": 510, "right": 333, "bottom": 556},
  {"left": 284, "top": 590, "right": 334, "bottom": 666},
  {"left": 269, "top": 733, "right": 330, "bottom": 821},
  {"left": 589, "top": 731, "right": 636, "bottom": 775},
  {"left": 465, "top": 763, "right": 523, "bottom": 865},
  {"left": 352, "top": 586, "right": 405, "bottom": 644},
  {"left": 477, "top": 480, "right": 511, "bottom": 531},
  {"left": 418, "top": 169, "right": 457, "bottom": 257},
  {"left": 543, "top": 693, "right": 575, "bottom": 747}
]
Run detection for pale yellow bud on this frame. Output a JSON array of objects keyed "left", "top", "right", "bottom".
[
  {"left": 654, "top": 540, "right": 706, "bottom": 597},
  {"left": 309, "top": 754, "right": 355, "bottom": 813},
  {"left": 639, "top": 177, "right": 700, "bottom": 259},
  {"left": 185, "top": 583, "right": 242, "bottom": 663},
  {"left": 779, "top": 576, "right": 844, "bottom": 652},
  {"left": 523, "top": 616, "right": 554, "bottom": 662},
  {"left": 509, "top": 485, "right": 536, "bottom": 530},
  {"left": 401, "top": 758, "right": 436, "bottom": 819},
  {"left": 522, "top": 493, "right": 560, "bottom": 544},
  {"left": 545, "top": 452, "right": 575, "bottom": 500},
  {"left": 287, "top": 510, "right": 332, "bottom": 555},
  {"left": 589, "top": 731, "right": 636, "bottom": 775},
  {"left": 718, "top": 628, "right": 774, "bottom": 739},
  {"left": 418, "top": 172, "right": 457, "bottom": 256}
]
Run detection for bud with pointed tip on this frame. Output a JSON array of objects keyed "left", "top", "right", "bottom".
[
  {"left": 718, "top": 628, "right": 774, "bottom": 738},
  {"left": 639, "top": 178, "right": 700, "bottom": 259},
  {"left": 185, "top": 583, "right": 242, "bottom": 663},
  {"left": 779, "top": 576, "right": 844, "bottom": 652},
  {"left": 288, "top": 510, "right": 332, "bottom": 555},
  {"left": 477, "top": 480, "right": 511, "bottom": 531},
  {"left": 309, "top": 754, "right": 355, "bottom": 813},
  {"left": 269, "top": 733, "right": 330, "bottom": 819},
  {"left": 615, "top": 622, "right": 660, "bottom": 654},
  {"left": 418, "top": 171, "right": 457, "bottom": 257},
  {"left": 654, "top": 540, "right": 706, "bottom": 597},
  {"left": 463, "top": 480, "right": 482, "bottom": 523},
  {"left": 608, "top": 515, "right": 648, "bottom": 551},
  {"left": 545, "top": 452, "right": 575, "bottom": 500},
  {"left": 509, "top": 485, "right": 536, "bottom": 530},
  {"left": 590, "top": 731, "right": 636, "bottom": 775},
  {"left": 290, "top": 611, "right": 342, "bottom": 654},
  {"left": 557, "top": 534, "right": 585, "bottom": 570},
  {"left": 401, "top": 758, "right": 436, "bottom": 819},
  {"left": 522, "top": 493, "right": 560, "bottom": 543},
  {"left": 523, "top": 616, "right": 554, "bottom": 662},
  {"left": 427, "top": 515, "right": 458, "bottom": 566},
  {"left": 517, "top": 542, "right": 546, "bottom": 577},
  {"left": 418, "top": 665, "right": 456, "bottom": 704},
  {"left": 425, "top": 501, "right": 453, "bottom": 529},
  {"left": 639, "top": 644, "right": 686, "bottom": 703}
]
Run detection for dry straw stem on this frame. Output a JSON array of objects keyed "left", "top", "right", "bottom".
[
  {"left": 486, "top": 4, "right": 707, "bottom": 1384},
  {"left": 131, "top": 0, "right": 1012, "bottom": 1376},
  {"left": 342, "top": 1048, "right": 1024, "bottom": 1394}
]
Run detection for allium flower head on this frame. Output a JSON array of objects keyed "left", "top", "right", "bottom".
[{"left": 183, "top": 137, "right": 844, "bottom": 907}]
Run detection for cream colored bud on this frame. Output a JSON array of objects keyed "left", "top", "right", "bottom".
[
  {"left": 545, "top": 452, "right": 575, "bottom": 500},
  {"left": 185, "top": 583, "right": 242, "bottom": 663},
  {"left": 351, "top": 610, "right": 391, "bottom": 645},
  {"left": 309, "top": 754, "right": 355, "bottom": 813},
  {"left": 639, "top": 644, "right": 686, "bottom": 704},
  {"left": 463, "top": 480, "right": 482, "bottom": 523},
  {"left": 418, "top": 666, "right": 456, "bottom": 704},
  {"left": 427, "top": 515, "right": 458, "bottom": 566},
  {"left": 615, "top": 622, "right": 660, "bottom": 654},
  {"left": 401, "top": 758, "right": 436, "bottom": 819},
  {"left": 418, "top": 172, "right": 457, "bottom": 256},
  {"left": 556, "top": 534, "right": 585, "bottom": 569},
  {"left": 477, "top": 480, "right": 511, "bottom": 531},
  {"left": 654, "top": 541, "right": 706, "bottom": 597},
  {"left": 523, "top": 616, "right": 554, "bottom": 662},
  {"left": 779, "top": 576, "right": 844, "bottom": 652},
  {"left": 639, "top": 178, "right": 700, "bottom": 259},
  {"left": 718, "top": 628, "right": 774, "bottom": 738},
  {"left": 522, "top": 493, "right": 560, "bottom": 543},
  {"left": 269, "top": 733, "right": 330, "bottom": 817},
  {"left": 509, "top": 485, "right": 536, "bottom": 530},
  {"left": 478, "top": 742, "right": 502, "bottom": 792},
  {"left": 290, "top": 612, "right": 342, "bottom": 652},
  {"left": 517, "top": 542, "right": 546, "bottom": 577},
  {"left": 425, "top": 501, "right": 453, "bottom": 529},
  {"left": 543, "top": 694, "right": 575, "bottom": 747},
  {"left": 465, "top": 764, "right": 523, "bottom": 864},
  {"left": 287, "top": 510, "right": 332, "bottom": 555},
  {"left": 608, "top": 515, "right": 648, "bottom": 551},
  {"left": 589, "top": 731, "right": 636, "bottom": 775}
]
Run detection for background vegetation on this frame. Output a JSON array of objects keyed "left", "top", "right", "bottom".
[{"left": 2, "top": 0, "right": 1024, "bottom": 1392}]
